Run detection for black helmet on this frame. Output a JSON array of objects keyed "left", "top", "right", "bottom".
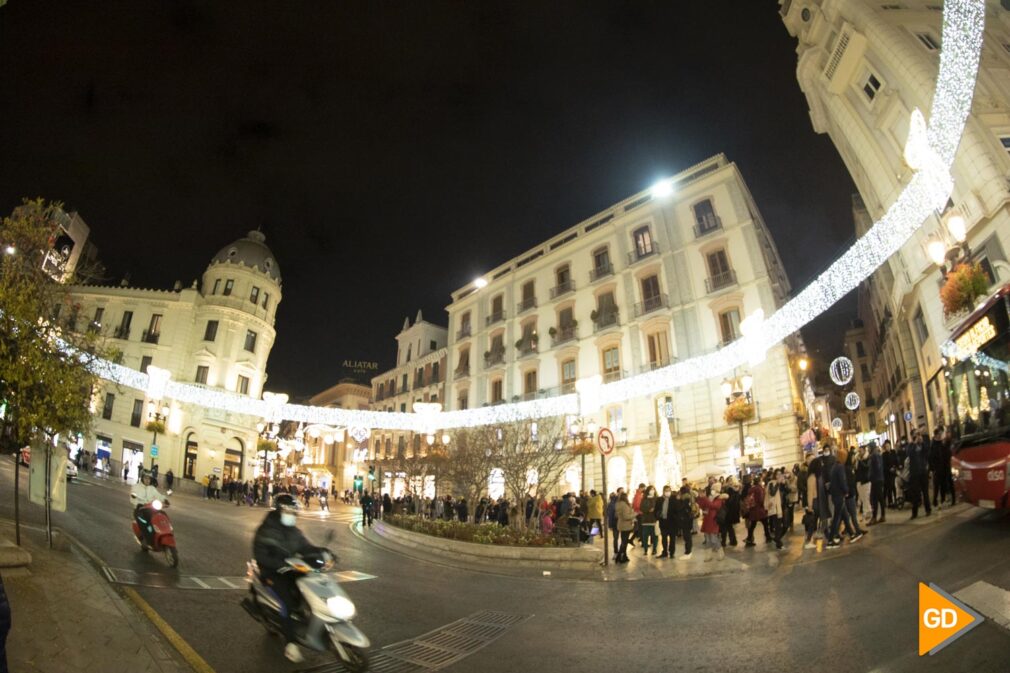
[{"left": 274, "top": 493, "right": 299, "bottom": 513}]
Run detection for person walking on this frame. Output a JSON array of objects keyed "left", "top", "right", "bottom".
[
  {"left": 697, "top": 484, "right": 728, "bottom": 562},
  {"left": 655, "top": 485, "right": 678, "bottom": 558},
  {"left": 882, "top": 440, "right": 897, "bottom": 508},
  {"left": 720, "top": 478, "right": 740, "bottom": 548},
  {"left": 360, "top": 491, "right": 374, "bottom": 528},
  {"left": 638, "top": 486, "right": 659, "bottom": 556},
  {"left": 764, "top": 471, "right": 785, "bottom": 550},
  {"left": 674, "top": 485, "right": 695, "bottom": 561},
  {"left": 586, "top": 489, "right": 604, "bottom": 540},
  {"left": 843, "top": 450, "right": 866, "bottom": 539},
  {"left": 744, "top": 477, "right": 769, "bottom": 546},
  {"left": 165, "top": 469, "right": 174, "bottom": 492},
  {"left": 855, "top": 446, "right": 871, "bottom": 525},
  {"left": 868, "top": 442, "right": 886, "bottom": 524},
  {"left": 940, "top": 427, "right": 956, "bottom": 507},
  {"left": 908, "top": 430, "right": 932, "bottom": 520},
  {"left": 606, "top": 492, "right": 620, "bottom": 558},
  {"left": 614, "top": 492, "right": 636, "bottom": 564},
  {"left": 827, "top": 447, "right": 863, "bottom": 547}
]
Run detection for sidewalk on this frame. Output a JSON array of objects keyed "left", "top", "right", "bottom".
[{"left": 1, "top": 523, "right": 188, "bottom": 673}]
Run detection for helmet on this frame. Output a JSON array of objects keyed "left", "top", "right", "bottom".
[
  {"left": 139, "top": 470, "right": 151, "bottom": 482},
  {"left": 274, "top": 493, "right": 299, "bottom": 513}
]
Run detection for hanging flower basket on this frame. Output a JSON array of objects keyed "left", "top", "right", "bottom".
[
  {"left": 724, "top": 398, "right": 755, "bottom": 425},
  {"left": 940, "top": 262, "right": 988, "bottom": 317},
  {"left": 257, "top": 438, "right": 278, "bottom": 453},
  {"left": 145, "top": 420, "right": 166, "bottom": 435},
  {"left": 570, "top": 440, "right": 595, "bottom": 456}
]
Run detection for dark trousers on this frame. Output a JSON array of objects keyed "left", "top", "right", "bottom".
[
  {"left": 609, "top": 526, "right": 619, "bottom": 555},
  {"left": 844, "top": 497, "right": 863, "bottom": 534},
  {"left": 768, "top": 514, "right": 783, "bottom": 546},
  {"left": 870, "top": 480, "right": 886, "bottom": 520},
  {"left": 829, "top": 495, "right": 855, "bottom": 539},
  {"left": 932, "top": 468, "right": 955, "bottom": 506},
  {"left": 719, "top": 521, "right": 737, "bottom": 547},
  {"left": 266, "top": 571, "right": 300, "bottom": 644},
  {"left": 911, "top": 473, "right": 932, "bottom": 517},
  {"left": 745, "top": 518, "right": 770, "bottom": 543},
  {"left": 658, "top": 521, "right": 675, "bottom": 555},
  {"left": 617, "top": 530, "right": 631, "bottom": 561},
  {"left": 361, "top": 506, "right": 374, "bottom": 527},
  {"left": 679, "top": 523, "right": 693, "bottom": 555},
  {"left": 133, "top": 506, "right": 154, "bottom": 546},
  {"left": 885, "top": 472, "right": 897, "bottom": 505}
]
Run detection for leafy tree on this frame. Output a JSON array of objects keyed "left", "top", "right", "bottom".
[{"left": 0, "top": 200, "right": 109, "bottom": 453}]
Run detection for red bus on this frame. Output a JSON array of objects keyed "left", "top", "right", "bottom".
[{"left": 946, "top": 283, "right": 1010, "bottom": 509}]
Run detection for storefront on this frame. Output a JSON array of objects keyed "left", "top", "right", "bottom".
[{"left": 121, "top": 440, "right": 145, "bottom": 482}]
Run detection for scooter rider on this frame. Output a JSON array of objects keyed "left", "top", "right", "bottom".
[
  {"left": 130, "top": 470, "right": 167, "bottom": 548},
  {"left": 253, "top": 493, "right": 332, "bottom": 663}
]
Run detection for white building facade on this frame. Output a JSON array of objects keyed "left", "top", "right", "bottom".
[
  {"left": 444, "top": 154, "right": 807, "bottom": 492},
  {"left": 781, "top": 0, "right": 1010, "bottom": 436},
  {"left": 69, "top": 230, "right": 282, "bottom": 488}
]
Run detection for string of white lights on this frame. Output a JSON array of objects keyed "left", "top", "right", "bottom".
[{"left": 80, "top": 0, "right": 984, "bottom": 432}]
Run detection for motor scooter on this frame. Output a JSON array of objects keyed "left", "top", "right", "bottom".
[
  {"left": 242, "top": 549, "right": 369, "bottom": 671},
  {"left": 131, "top": 499, "right": 179, "bottom": 568}
]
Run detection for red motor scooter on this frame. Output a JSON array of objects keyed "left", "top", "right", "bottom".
[{"left": 132, "top": 499, "right": 179, "bottom": 567}]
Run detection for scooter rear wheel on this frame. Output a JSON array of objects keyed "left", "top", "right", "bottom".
[{"left": 164, "top": 545, "right": 179, "bottom": 568}]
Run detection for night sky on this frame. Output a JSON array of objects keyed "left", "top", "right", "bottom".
[{"left": 0, "top": 1, "right": 857, "bottom": 398}]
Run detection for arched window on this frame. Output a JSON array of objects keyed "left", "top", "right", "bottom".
[{"left": 608, "top": 456, "right": 628, "bottom": 493}]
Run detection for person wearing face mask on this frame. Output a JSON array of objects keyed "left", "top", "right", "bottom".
[
  {"left": 252, "top": 494, "right": 331, "bottom": 662},
  {"left": 639, "top": 486, "right": 659, "bottom": 556},
  {"left": 654, "top": 485, "right": 677, "bottom": 558}
]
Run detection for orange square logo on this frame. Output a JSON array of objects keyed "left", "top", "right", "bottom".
[{"left": 918, "top": 582, "right": 984, "bottom": 656}]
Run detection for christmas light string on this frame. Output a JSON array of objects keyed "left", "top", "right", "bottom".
[{"left": 79, "top": 0, "right": 983, "bottom": 432}]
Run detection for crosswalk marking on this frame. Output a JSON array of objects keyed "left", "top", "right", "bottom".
[
  {"left": 955, "top": 581, "right": 1010, "bottom": 631},
  {"left": 102, "top": 566, "right": 376, "bottom": 590}
]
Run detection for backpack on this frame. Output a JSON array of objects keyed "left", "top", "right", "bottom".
[{"left": 715, "top": 504, "right": 728, "bottom": 527}]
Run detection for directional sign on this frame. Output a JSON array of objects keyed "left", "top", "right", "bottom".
[
  {"left": 904, "top": 411, "right": 913, "bottom": 422},
  {"left": 598, "top": 427, "right": 615, "bottom": 455},
  {"left": 150, "top": 445, "right": 159, "bottom": 458}
]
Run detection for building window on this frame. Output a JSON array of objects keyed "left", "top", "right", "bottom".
[
  {"left": 915, "top": 32, "right": 940, "bottom": 51},
  {"left": 602, "top": 346, "right": 620, "bottom": 382},
  {"left": 237, "top": 375, "right": 250, "bottom": 395},
  {"left": 147, "top": 314, "right": 162, "bottom": 337},
  {"left": 204, "top": 320, "right": 218, "bottom": 341},
  {"left": 223, "top": 279, "right": 234, "bottom": 296},
  {"left": 561, "top": 359, "right": 576, "bottom": 393},
  {"left": 706, "top": 249, "right": 735, "bottom": 291},
  {"left": 130, "top": 399, "right": 143, "bottom": 427},
  {"left": 102, "top": 393, "right": 114, "bottom": 420},
  {"left": 116, "top": 310, "right": 133, "bottom": 340},
  {"left": 632, "top": 226, "right": 654, "bottom": 259},
  {"left": 606, "top": 406, "right": 624, "bottom": 434},
  {"left": 999, "top": 136, "right": 1010, "bottom": 155},
  {"left": 489, "top": 294, "right": 504, "bottom": 324},
  {"left": 262, "top": 292, "right": 270, "bottom": 310},
  {"left": 518, "top": 280, "right": 536, "bottom": 312},
  {"left": 913, "top": 307, "right": 929, "bottom": 344},
  {"left": 693, "top": 199, "right": 720, "bottom": 234},
  {"left": 457, "top": 391, "right": 469, "bottom": 410},
  {"left": 523, "top": 369, "right": 538, "bottom": 398},
  {"left": 862, "top": 72, "right": 882, "bottom": 102},
  {"left": 555, "top": 264, "right": 571, "bottom": 292},
  {"left": 856, "top": 341, "right": 866, "bottom": 357},
  {"left": 244, "top": 330, "right": 257, "bottom": 352},
  {"left": 592, "top": 247, "right": 612, "bottom": 279},
  {"left": 432, "top": 361, "right": 440, "bottom": 382},
  {"left": 491, "top": 378, "right": 504, "bottom": 404},
  {"left": 639, "top": 274, "right": 663, "bottom": 314},
  {"left": 860, "top": 363, "right": 871, "bottom": 380},
  {"left": 250, "top": 286, "right": 260, "bottom": 304},
  {"left": 402, "top": 373, "right": 408, "bottom": 391},
  {"left": 212, "top": 279, "right": 220, "bottom": 295},
  {"left": 647, "top": 331, "right": 670, "bottom": 368},
  {"left": 430, "top": 340, "right": 437, "bottom": 352},
  {"left": 195, "top": 365, "right": 209, "bottom": 384},
  {"left": 140, "top": 356, "right": 153, "bottom": 374},
  {"left": 92, "top": 307, "right": 104, "bottom": 328},
  {"left": 718, "top": 308, "right": 741, "bottom": 344}
]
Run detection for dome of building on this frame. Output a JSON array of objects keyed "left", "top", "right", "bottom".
[{"left": 209, "top": 230, "right": 281, "bottom": 282}]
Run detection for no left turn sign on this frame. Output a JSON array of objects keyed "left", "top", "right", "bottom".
[{"left": 598, "top": 427, "right": 615, "bottom": 455}]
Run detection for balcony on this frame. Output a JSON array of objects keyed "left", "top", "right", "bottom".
[
  {"left": 560, "top": 382, "right": 576, "bottom": 395},
  {"left": 692, "top": 215, "right": 723, "bottom": 238},
  {"left": 484, "top": 348, "right": 506, "bottom": 369},
  {"left": 589, "top": 263, "right": 614, "bottom": 283},
  {"left": 549, "top": 279, "right": 575, "bottom": 299},
  {"left": 705, "top": 269, "right": 737, "bottom": 293},
  {"left": 639, "top": 358, "right": 673, "bottom": 373},
  {"left": 592, "top": 310, "right": 619, "bottom": 334},
  {"left": 454, "top": 364, "right": 470, "bottom": 380},
  {"left": 627, "top": 243, "right": 659, "bottom": 266},
  {"left": 550, "top": 325, "right": 578, "bottom": 347},
  {"left": 113, "top": 326, "right": 131, "bottom": 340},
  {"left": 486, "top": 310, "right": 506, "bottom": 327},
  {"left": 141, "top": 330, "right": 161, "bottom": 345},
  {"left": 516, "top": 297, "right": 537, "bottom": 314},
  {"left": 456, "top": 324, "right": 472, "bottom": 341},
  {"left": 602, "top": 369, "right": 625, "bottom": 383},
  {"left": 634, "top": 293, "right": 669, "bottom": 318},
  {"left": 516, "top": 336, "right": 539, "bottom": 358}
]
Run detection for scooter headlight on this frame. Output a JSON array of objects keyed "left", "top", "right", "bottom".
[
  {"left": 326, "top": 595, "right": 356, "bottom": 620},
  {"left": 151, "top": 500, "right": 163, "bottom": 511}
]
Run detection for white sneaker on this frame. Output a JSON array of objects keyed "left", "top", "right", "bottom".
[
  {"left": 804, "top": 542, "right": 816, "bottom": 550},
  {"left": 716, "top": 549, "right": 725, "bottom": 561},
  {"left": 284, "top": 643, "right": 304, "bottom": 663},
  {"left": 678, "top": 553, "right": 692, "bottom": 561}
]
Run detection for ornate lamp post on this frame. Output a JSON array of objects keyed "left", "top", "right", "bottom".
[
  {"left": 568, "top": 417, "right": 598, "bottom": 493},
  {"left": 144, "top": 365, "right": 172, "bottom": 472},
  {"left": 721, "top": 372, "right": 754, "bottom": 468}
]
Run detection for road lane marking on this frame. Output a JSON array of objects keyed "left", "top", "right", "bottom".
[
  {"left": 103, "top": 566, "right": 376, "bottom": 590},
  {"left": 955, "top": 581, "right": 1010, "bottom": 631}
]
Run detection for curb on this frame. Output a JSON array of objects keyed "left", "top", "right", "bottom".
[{"left": 32, "top": 523, "right": 217, "bottom": 673}]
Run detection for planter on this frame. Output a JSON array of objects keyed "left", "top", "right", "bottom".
[
  {"left": 941, "top": 262, "right": 989, "bottom": 317},
  {"left": 374, "top": 521, "right": 601, "bottom": 570}
]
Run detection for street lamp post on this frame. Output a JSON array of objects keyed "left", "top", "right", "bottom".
[
  {"left": 721, "top": 372, "right": 754, "bottom": 469},
  {"left": 569, "top": 417, "right": 598, "bottom": 493},
  {"left": 425, "top": 431, "right": 451, "bottom": 505},
  {"left": 146, "top": 401, "right": 170, "bottom": 472},
  {"left": 256, "top": 421, "right": 279, "bottom": 481}
]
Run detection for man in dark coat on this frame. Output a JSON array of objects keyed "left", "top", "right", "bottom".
[
  {"left": 908, "top": 430, "right": 932, "bottom": 519},
  {"left": 252, "top": 494, "right": 329, "bottom": 662}
]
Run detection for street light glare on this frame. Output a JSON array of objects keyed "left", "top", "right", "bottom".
[
  {"left": 473, "top": 277, "right": 488, "bottom": 289},
  {"left": 927, "top": 238, "right": 947, "bottom": 266},
  {"left": 650, "top": 178, "right": 674, "bottom": 199},
  {"left": 946, "top": 214, "right": 967, "bottom": 243},
  {"left": 4, "top": 245, "right": 14, "bottom": 255}
]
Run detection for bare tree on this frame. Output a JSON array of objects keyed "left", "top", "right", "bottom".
[{"left": 443, "top": 426, "right": 494, "bottom": 521}]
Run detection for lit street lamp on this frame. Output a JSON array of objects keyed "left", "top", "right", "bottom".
[
  {"left": 146, "top": 401, "right": 170, "bottom": 472},
  {"left": 569, "top": 417, "right": 599, "bottom": 493},
  {"left": 721, "top": 372, "right": 754, "bottom": 467}
]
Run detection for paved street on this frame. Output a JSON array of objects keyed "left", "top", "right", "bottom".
[{"left": 2, "top": 459, "right": 1009, "bottom": 673}]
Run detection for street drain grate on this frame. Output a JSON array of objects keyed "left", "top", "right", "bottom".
[{"left": 297, "top": 610, "right": 531, "bottom": 673}]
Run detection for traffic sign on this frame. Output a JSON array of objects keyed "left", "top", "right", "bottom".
[
  {"left": 150, "top": 445, "right": 159, "bottom": 458},
  {"left": 904, "top": 411, "right": 913, "bottom": 422},
  {"left": 598, "top": 427, "right": 615, "bottom": 455}
]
